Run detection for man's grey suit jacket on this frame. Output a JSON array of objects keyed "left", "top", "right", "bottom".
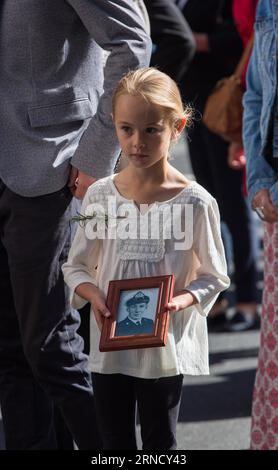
[{"left": 0, "top": 0, "right": 151, "bottom": 196}]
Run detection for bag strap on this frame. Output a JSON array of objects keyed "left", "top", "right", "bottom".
[{"left": 234, "top": 34, "right": 254, "bottom": 78}]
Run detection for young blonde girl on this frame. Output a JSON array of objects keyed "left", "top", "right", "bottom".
[{"left": 62, "top": 67, "right": 230, "bottom": 450}]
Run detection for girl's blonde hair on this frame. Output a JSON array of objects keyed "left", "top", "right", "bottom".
[{"left": 112, "top": 67, "right": 191, "bottom": 128}]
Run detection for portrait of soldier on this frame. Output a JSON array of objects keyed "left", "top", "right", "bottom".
[{"left": 115, "top": 291, "right": 154, "bottom": 336}]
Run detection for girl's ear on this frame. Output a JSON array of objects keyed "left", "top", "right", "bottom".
[
  {"left": 172, "top": 117, "right": 187, "bottom": 140},
  {"left": 111, "top": 112, "right": 115, "bottom": 122}
]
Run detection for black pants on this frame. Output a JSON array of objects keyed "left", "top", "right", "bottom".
[
  {"left": 188, "top": 120, "right": 258, "bottom": 303},
  {"left": 92, "top": 373, "right": 183, "bottom": 450},
  {"left": 0, "top": 181, "right": 100, "bottom": 449},
  {"left": 144, "top": 0, "right": 195, "bottom": 82}
]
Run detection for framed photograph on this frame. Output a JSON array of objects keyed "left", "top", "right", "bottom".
[{"left": 99, "top": 275, "right": 175, "bottom": 352}]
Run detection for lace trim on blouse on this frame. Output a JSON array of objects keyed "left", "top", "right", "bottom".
[{"left": 86, "top": 177, "right": 213, "bottom": 263}]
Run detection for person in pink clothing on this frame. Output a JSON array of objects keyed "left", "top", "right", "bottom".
[
  {"left": 233, "top": 0, "right": 258, "bottom": 47},
  {"left": 243, "top": 0, "right": 278, "bottom": 450}
]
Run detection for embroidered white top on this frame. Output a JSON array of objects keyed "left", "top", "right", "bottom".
[{"left": 62, "top": 175, "right": 230, "bottom": 378}]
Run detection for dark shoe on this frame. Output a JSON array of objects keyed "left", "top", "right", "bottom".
[
  {"left": 207, "top": 311, "right": 229, "bottom": 332},
  {"left": 225, "top": 311, "right": 261, "bottom": 332}
]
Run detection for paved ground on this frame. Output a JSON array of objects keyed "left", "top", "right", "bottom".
[
  {"left": 176, "top": 329, "right": 259, "bottom": 450},
  {"left": 0, "top": 137, "right": 261, "bottom": 450}
]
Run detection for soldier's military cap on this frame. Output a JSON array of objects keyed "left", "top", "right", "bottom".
[{"left": 126, "top": 291, "right": 150, "bottom": 307}]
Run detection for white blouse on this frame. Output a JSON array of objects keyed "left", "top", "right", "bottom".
[{"left": 62, "top": 175, "right": 230, "bottom": 378}]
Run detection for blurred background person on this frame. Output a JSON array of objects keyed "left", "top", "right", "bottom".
[
  {"left": 118, "top": 0, "right": 195, "bottom": 173},
  {"left": 144, "top": 0, "right": 195, "bottom": 82},
  {"left": 228, "top": 0, "right": 258, "bottom": 172},
  {"left": 243, "top": 0, "right": 278, "bottom": 451},
  {"left": 176, "top": 0, "right": 260, "bottom": 332}
]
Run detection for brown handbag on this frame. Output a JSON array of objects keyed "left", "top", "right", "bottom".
[{"left": 202, "top": 35, "right": 254, "bottom": 143}]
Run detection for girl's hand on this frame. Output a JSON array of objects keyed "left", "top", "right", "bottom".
[
  {"left": 165, "top": 291, "right": 197, "bottom": 313},
  {"left": 75, "top": 283, "right": 111, "bottom": 330},
  {"left": 90, "top": 288, "right": 111, "bottom": 331}
]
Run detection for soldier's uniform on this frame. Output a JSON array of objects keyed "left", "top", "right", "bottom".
[{"left": 116, "top": 316, "right": 154, "bottom": 336}]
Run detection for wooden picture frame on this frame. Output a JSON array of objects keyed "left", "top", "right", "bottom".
[{"left": 99, "top": 275, "right": 175, "bottom": 352}]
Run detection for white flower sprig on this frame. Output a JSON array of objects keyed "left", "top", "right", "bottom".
[
  {"left": 72, "top": 211, "right": 110, "bottom": 228},
  {"left": 72, "top": 211, "right": 126, "bottom": 228}
]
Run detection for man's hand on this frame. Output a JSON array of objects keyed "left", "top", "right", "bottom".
[
  {"left": 67, "top": 165, "right": 97, "bottom": 199},
  {"left": 252, "top": 188, "right": 278, "bottom": 223}
]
